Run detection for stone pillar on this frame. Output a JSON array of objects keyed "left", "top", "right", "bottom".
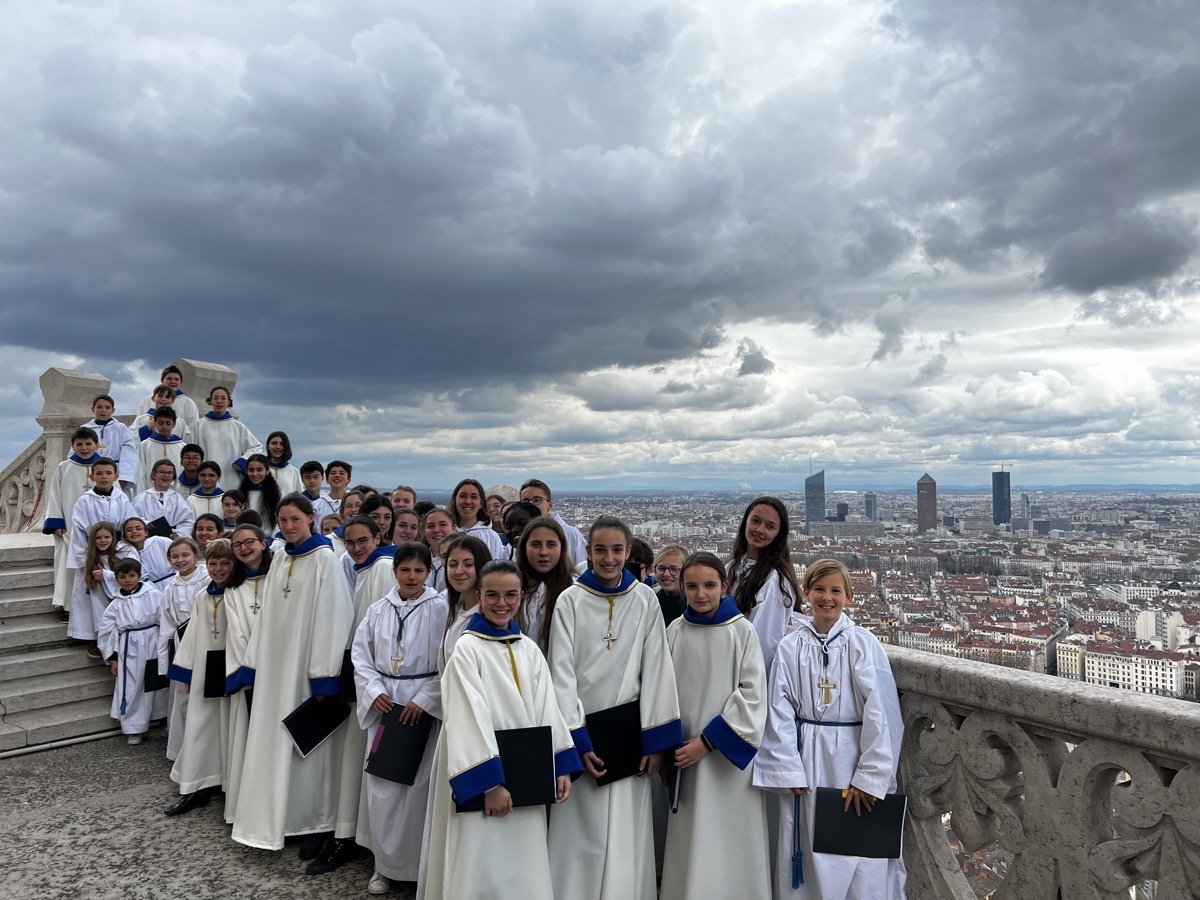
[
  {"left": 175, "top": 358, "right": 238, "bottom": 412},
  {"left": 36, "top": 368, "right": 112, "bottom": 471}
]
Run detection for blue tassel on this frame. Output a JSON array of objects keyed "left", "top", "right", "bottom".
[
  {"left": 792, "top": 850, "right": 804, "bottom": 887},
  {"left": 791, "top": 792, "right": 804, "bottom": 887}
]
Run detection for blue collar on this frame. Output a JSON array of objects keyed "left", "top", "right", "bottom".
[
  {"left": 353, "top": 545, "right": 396, "bottom": 571},
  {"left": 194, "top": 486, "right": 224, "bottom": 497},
  {"left": 464, "top": 612, "right": 522, "bottom": 641},
  {"left": 285, "top": 533, "right": 331, "bottom": 556},
  {"left": 175, "top": 388, "right": 186, "bottom": 397},
  {"left": 242, "top": 564, "right": 268, "bottom": 578},
  {"left": 268, "top": 459, "right": 290, "bottom": 469},
  {"left": 148, "top": 433, "right": 182, "bottom": 443},
  {"left": 178, "top": 473, "right": 200, "bottom": 488},
  {"left": 683, "top": 596, "right": 742, "bottom": 625},
  {"left": 92, "top": 418, "right": 112, "bottom": 426},
  {"left": 69, "top": 452, "right": 101, "bottom": 465},
  {"left": 333, "top": 525, "right": 345, "bottom": 538},
  {"left": 204, "top": 411, "right": 233, "bottom": 421},
  {"left": 302, "top": 490, "right": 323, "bottom": 502},
  {"left": 206, "top": 581, "right": 226, "bottom": 597},
  {"left": 577, "top": 568, "right": 637, "bottom": 595},
  {"left": 245, "top": 484, "right": 263, "bottom": 492}
]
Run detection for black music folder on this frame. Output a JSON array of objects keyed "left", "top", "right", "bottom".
[
  {"left": 364, "top": 707, "right": 434, "bottom": 785},
  {"left": 147, "top": 516, "right": 172, "bottom": 538},
  {"left": 283, "top": 695, "right": 351, "bottom": 758},
  {"left": 338, "top": 648, "right": 356, "bottom": 704},
  {"left": 144, "top": 659, "right": 170, "bottom": 692},
  {"left": 585, "top": 700, "right": 642, "bottom": 786},
  {"left": 812, "top": 787, "right": 907, "bottom": 859},
  {"left": 454, "top": 725, "right": 555, "bottom": 812},
  {"left": 203, "top": 649, "right": 227, "bottom": 699}
]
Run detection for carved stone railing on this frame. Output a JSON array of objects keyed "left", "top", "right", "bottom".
[
  {"left": 0, "top": 359, "right": 237, "bottom": 534},
  {"left": 886, "top": 644, "right": 1200, "bottom": 898}
]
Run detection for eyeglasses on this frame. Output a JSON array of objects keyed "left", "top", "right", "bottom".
[
  {"left": 345, "top": 537, "right": 376, "bottom": 550},
  {"left": 655, "top": 565, "right": 681, "bottom": 575},
  {"left": 231, "top": 539, "right": 263, "bottom": 551}
]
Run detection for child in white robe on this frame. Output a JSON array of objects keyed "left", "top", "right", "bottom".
[
  {"left": 133, "top": 384, "right": 177, "bottom": 442},
  {"left": 449, "top": 477, "right": 506, "bottom": 558},
  {"left": 134, "top": 460, "right": 195, "bottom": 537},
  {"left": 239, "top": 454, "right": 282, "bottom": 533},
  {"left": 422, "top": 507, "right": 455, "bottom": 592},
  {"left": 418, "top": 560, "right": 581, "bottom": 900},
  {"left": 66, "top": 458, "right": 135, "bottom": 642},
  {"left": 727, "top": 496, "right": 800, "bottom": 675},
  {"left": 547, "top": 516, "right": 683, "bottom": 900},
  {"left": 265, "top": 431, "right": 302, "bottom": 495},
  {"left": 167, "top": 538, "right": 234, "bottom": 814},
  {"left": 120, "top": 517, "right": 175, "bottom": 587},
  {"left": 158, "top": 538, "right": 208, "bottom": 763},
  {"left": 752, "top": 559, "right": 906, "bottom": 900},
  {"left": 661, "top": 552, "right": 770, "bottom": 900},
  {"left": 73, "top": 523, "right": 136, "bottom": 657},
  {"left": 223, "top": 524, "right": 273, "bottom": 824},
  {"left": 98, "top": 558, "right": 166, "bottom": 743},
  {"left": 42, "top": 427, "right": 101, "bottom": 612},
  {"left": 352, "top": 542, "right": 447, "bottom": 894},
  {"left": 82, "top": 394, "right": 138, "bottom": 494},
  {"left": 136, "top": 408, "right": 185, "bottom": 494},
  {"left": 137, "top": 366, "right": 200, "bottom": 435},
  {"left": 187, "top": 461, "right": 226, "bottom": 519},
  {"left": 174, "top": 444, "right": 204, "bottom": 497},
  {"left": 437, "top": 534, "right": 492, "bottom": 668},
  {"left": 187, "top": 386, "right": 261, "bottom": 491}
]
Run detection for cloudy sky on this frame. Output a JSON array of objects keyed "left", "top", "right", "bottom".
[{"left": 3, "top": 0, "right": 1199, "bottom": 491}]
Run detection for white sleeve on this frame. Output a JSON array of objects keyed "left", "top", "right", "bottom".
[{"left": 752, "top": 632, "right": 806, "bottom": 791}]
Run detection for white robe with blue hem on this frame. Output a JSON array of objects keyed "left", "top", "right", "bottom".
[
  {"left": 83, "top": 418, "right": 139, "bottom": 487},
  {"left": 43, "top": 454, "right": 98, "bottom": 609},
  {"left": 168, "top": 582, "right": 230, "bottom": 793},
  {"left": 157, "top": 565, "right": 208, "bottom": 762},
  {"left": 133, "top": 488, "right": 195, "bottom": 537},
  {"left": 187, "top": 414, "right": 261, "bottom": 491},
  {"left": 223, "top": 571, "right": 268, "bottom": 823},
  {"left": 136, "top": 435, "right": 185, "bottom": 493}
]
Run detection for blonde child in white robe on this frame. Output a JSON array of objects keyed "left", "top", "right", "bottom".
[
  {"left": 157, "top": 538, "right": 208, "bottom": 762},
  {"left": 98, "top": 558, "right": 166, "bottom": 743},
  {"left": 351, "top": 541, "right": 447, "bottom": 895},
  {"left": 418, "top": 561, "right": 581, "bottom": 900},
  {"left": 752, "top": 559, "right": 906, "bottom": 900},
  {"left": 661, "top": 552, "right": 770, "bottom": 900}
]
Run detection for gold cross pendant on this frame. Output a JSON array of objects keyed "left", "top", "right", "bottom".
[
  {"left": 391, "top": 650, "right": 404, "bottom": 675},
  {"left": 601, "top": 631, "right": 616, "bottom": 650},
  {"left": 281, "top": 584, "right": 291, "bottom": 598},
  {"left": 818, "top": 676, "right": 837, "bottom": 705}
]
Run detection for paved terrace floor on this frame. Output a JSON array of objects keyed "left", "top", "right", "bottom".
[{"left": 1, "top": 731, "right": 406, "bottom": 900}]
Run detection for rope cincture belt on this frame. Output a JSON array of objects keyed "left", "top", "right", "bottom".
[
  {"left": 792, "top": 716, "right": 865, "bottom": 888},
  {"left": 120, "top": 622, "right": 158, "bottom": 714}
]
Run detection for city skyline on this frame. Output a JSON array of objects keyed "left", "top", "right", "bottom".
[{"left": 3, "top": 1, "right": 1199, "bottom": 488}]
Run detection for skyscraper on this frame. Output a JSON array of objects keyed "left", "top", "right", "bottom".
[
  {"left": 917, "top": 473, "right": 937, "bottom": 533},
  {"left": 805, "top": 470, "right": 825, "bottom": 529},
  {"left": 864, "top": 491, "right": 877, "bottom": 521},
  {"left": 835, "top": 502, "right": 848, "bottom": 521},
  {"left": 993, "top": 470, "right": 1012, "bottom": 525}
]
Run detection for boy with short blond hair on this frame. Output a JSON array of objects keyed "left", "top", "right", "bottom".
[{"left": 44, "top": 427, "right": 102, "bottom": 613}]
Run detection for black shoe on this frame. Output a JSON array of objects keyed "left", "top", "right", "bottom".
[
  {"left": 165, "top": 790, "right": 210, "bottom": 816},
  {"left": 305, "top": 838, "right": 360, "bottom": 875},
  {"left": 298, "top": 832, "right": 333, "bottom": 860}
]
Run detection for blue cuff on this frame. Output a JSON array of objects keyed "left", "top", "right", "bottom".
[
  {"left": 233, "top": 457, "right": 249, "bottom": 474},
  {"left": 555, "top": 746, "right": 584, "bottom": 778},
  {"left": 642, "top": 718, "right": 684, "bottom": 756},
  {"left": 702, "top": 714, "right": 758, "bottom": 770},
  {"left": 168, "top": 664, "right": 192, "bottom": 685},
  {"left": 43, "top": 518, "right": 66, "bottom": 534},
  {"left": 226, "top": 666, "right": 254, "bottom": 694},
  {"left": 570, "top": 725, "right": 593, "bottom": 755},
  {"left": 310, "top": 676, "right": 341, "bottom": 697},
  {"left": 450, "top": 755, "right": 504, "bottom": 805}
]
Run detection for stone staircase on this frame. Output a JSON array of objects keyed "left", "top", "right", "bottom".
[{"left": 0, "top": 535, "right": 116, "bottom": 752}]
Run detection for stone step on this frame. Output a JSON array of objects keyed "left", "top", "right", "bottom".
[
  {"left": 0, "top": 541, "right": 55, "bottom": 570},
  {"left": 0, "top": 567, "right": 55, "bottom": 593},
  {"left": 0, "top": 665, "right": 114, "bottom": 714},
  {"left": 0, "top": 617, "right": 69, "bottom": 651},
  {"left": 0, "top": 586, "right": 56, "bottom": 619},
  {"left": 0, "top": 695, "right": 115, "bottom": 752},
  {"left": 0, "top": 645, "right": 98, "bottom": 682}
]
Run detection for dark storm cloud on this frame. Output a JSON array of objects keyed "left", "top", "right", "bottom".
[{"left": 735, "top": 339, "right": 774, "bottom": 376}]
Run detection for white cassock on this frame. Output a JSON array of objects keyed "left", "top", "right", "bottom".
[
  {"left": 752, "top": 614, "right": 906, "bottom": 900},
  {"left": 439, "top": 602, "right": 474, "bottom": 670},
  {"left": 83, "top": 418, "right": 138, "bottom": 487},
  {"left": 520, "top": 582, "right": 549, "bottom": 653},
  {"left": 137, "top": 390, "right": 200, "bottom": 435},
  {"left": 98, "top": 582, "right": 167, "bottom": 735},
  {"left": 174, "top": 472, "right": 200, "bottom": 499},
  {"left": 425, "top": 556, "right": 446, "bottom": 592},
  {"left": 65, "top": 488, "right": 136, "bottom": 641},
  {"left": 187, "top": 413, "right": 261, "bottom": 491},
  {"left": 136, "top": 435, "right": 185, "bottom": 493},
  {"left": 169, "top": 581, "right": 231, "bottom": 793},
  {"left": 351, "top": 584, "right": 447, "bottom": 879},
  {"left": 333, "top": 547, "right": 397, "bottom": 840},
  {"left": 730, "top": 561, "right": 798, "bottom": 676},
  {"left": 309, "top": 492, "right": 339, "bottom": 524},
  {"left": 551, "top": 511, "right": 588, "bottom": 568},
  {"left": 133, "top": 488, "right": 195, "bottom": 537},
  {"left": 69, "top": 552, "right": 135, "bottom": 646},
  {"left": 340, "top": 551, "right": 356, "bottom": 590},
  {"left": 418, "top": 615, "right": 583, "bottom": 900},
  {"left": 460, "top": 521, "right": 505, "bottom": 558},
  {"left": 660, "top": 598, "right": 771, "bottom": 900},
  {"left": 546, "top": 570, "right": 683, "bottom": 900},
  {"left": 42, "top": 453, "right": 100, "bottom": 609},
  {"left": 120, "top": 536, "right": 175, "bottom": 587},
  {"left": 187, "top": 488, "right": 225, "bottom": 520},
  {"left": 157, "top": 565, "right": 208, "bottom": 762},
  {"left": 269, "top": 461, "right": 302, "bottom": 495},
  {"left": 232, "top": 534, "right": 355, "bottom": 850},
  {"left": 223, "top": 568, "right": 269, "bottom": 824}
]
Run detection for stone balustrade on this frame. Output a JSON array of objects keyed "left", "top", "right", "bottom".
[{"left": 887, "top": 644, "right": 1200, "bottom": 898}]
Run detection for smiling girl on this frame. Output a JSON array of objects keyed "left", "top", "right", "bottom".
[
  {"left": 516, "top": 516, "right": 575, "bottom": 653},
  {"left": 727, "top": 497, "right": 800, "bottom": 674},
  {"left": 421, "top": 507, "right": 457, "bottom": 591},
  {"left": 239, "top": 454, "right": 282, "bottom": 532},
  {"left": 264, "top": 431, "right": 302, "bottom": 495},
  {"left": 189, "top": 386, "right": 261, "bottom": 490},
  {"left": 438, "top": 534, "right": 493, "bottom": 668},
  {"left": 158, "top": 537, "right": 208, "bottom": 763},
  {"left": 449, "top": 478, "right": 505, "bottom": 557}
]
